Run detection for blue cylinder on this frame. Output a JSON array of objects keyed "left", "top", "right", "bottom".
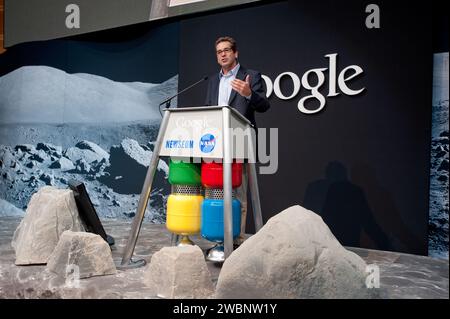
[{"left": 201, "top": 199, "right": 241, "bottom": 242}]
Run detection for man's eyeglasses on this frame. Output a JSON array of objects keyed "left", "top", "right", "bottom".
[{"left": 216, "top": 47, "right": 233, "bottom": 55}]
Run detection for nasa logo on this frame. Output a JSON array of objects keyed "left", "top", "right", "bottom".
[{"left": 199, "top": 134, "right": 216, "bottom": 153}]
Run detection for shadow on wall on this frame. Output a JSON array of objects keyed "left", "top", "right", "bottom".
[
  {"left": 350, "top": 162, "right": 423, "bottom": 253},
  {"left": 303, "top": 161, "right": 421, "bottom": 253}
]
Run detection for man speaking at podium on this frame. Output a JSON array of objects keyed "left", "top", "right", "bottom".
[
  {"left": 205, "top": 36, "right": 270, "bottom": 127},
  {"left": 204, "top": 36, "right": 270, "bottom": 244}
]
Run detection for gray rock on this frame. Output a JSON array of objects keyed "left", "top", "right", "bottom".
[
  {"left": 438, "top": 159, "right": 449, "bottom": 172},
  {"left": 39, "top": 173, "right": 54, "bottom": 185},
  {"left": 29, "top": 150, "right": 47, "bottom": 163},
  {"left": 49, "top": 157, "right": 75, "bottom": 171},
  {"left": 25, "top": 160, "right": 37, "bottom": 168},
  {"left": 112, "top": 199, "right": 121, "bottom": 207},
  {"left": 11, "top": 186, "right": 85, "bottom": 265},
  {"left": 46, "top": 231, "right": 116, "bottom": 279},
  {"left": 14, "top": 144, "right": 36, "bottom": 153},
  {"left": 143, "top": 245, "right": 214, "bottom": 299},
  {"left": 37, "top": 142, "right": 62, "bottom": 156},
  {"left": 2, "top": 172, "right": 11, "bottom": 181},
  {"left": 75, "top": 141, "right": 110, "bottom": 161},
  {"left": 74, "top": 158, "right": 91, "bottom": 174},
  {"left": 100, "top": 138, "right": 169, "bottom": 194},
  {"left": 215, "top": 205, "right": 376, "bottom": 299},
  {"left": 64, "top": 147, "right": 106, "bottom": 165}
]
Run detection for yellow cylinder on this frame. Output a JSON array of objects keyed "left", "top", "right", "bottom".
[{"left": 166, "top": 194, "right": 203, "bottom": 235}]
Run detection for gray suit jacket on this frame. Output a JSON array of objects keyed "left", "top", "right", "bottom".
[{"left": 204, "top": 66, "right": 270, "bottom": 127}]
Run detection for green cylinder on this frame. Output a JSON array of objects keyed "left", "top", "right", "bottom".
[{"left": 168, "top": 159, "right": 201, "bottom": 185}]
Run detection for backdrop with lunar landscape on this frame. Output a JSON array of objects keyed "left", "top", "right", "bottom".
[{"left": 0, "top": 0, "right": 447, "bottom": 259}]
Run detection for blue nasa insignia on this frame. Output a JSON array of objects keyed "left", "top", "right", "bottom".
[{"left": 199, "top": 134, "right": 216, "bottom": 153}]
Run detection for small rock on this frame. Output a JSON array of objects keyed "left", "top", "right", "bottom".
[
  {"left": 437, "top": 159, "right": 449, "bottom": 172},
  {"left": 14, "top": 144, "right": 35, "bottom": 153},
  {"left": 112, "top": 199, "right": 121, "bottom": 207},
  {"left": 39, "top": 173, "right": 54, "bottom": 185},
  {"left": 37, "top": 142, "right": 62, "bottom": 155},
  {"left": 143, "top": 246, "right": 214, "bottom": 299},
  {"left": 25, "top": 161, "right": 37, "bottom": 168},
  {"left": 436, "top": 150, "right": 446, "bottom": 158},
  {"left": 47, "top": 231, "right": 116, "bottom": 279},
  {"left": 29, "top": 153, "right": 45, "bottom": 163},
  {"left": 75, "top": 159, "right": 91, "bottom": 174},
  {"left": 49, "top": 157, "right": 75, "bottom": 171},
  {"left": 123, "top": 211, "right": 135, "bottom": 218}
]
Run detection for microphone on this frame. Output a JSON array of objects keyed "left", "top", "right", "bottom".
[{"left": 158, "top": 76, "right": 208, "bottom": 116}]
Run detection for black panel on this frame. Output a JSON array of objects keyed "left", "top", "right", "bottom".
[{"left": 178, "top": 0, "right": 433, "bottom": 255}]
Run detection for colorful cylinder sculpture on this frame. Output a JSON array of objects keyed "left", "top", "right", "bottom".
[
  {"left": 166, "top": 190, "right": 203, "bottom": 235},
  {"left": 201, "top": 162, "right": 243, "bottom": 188},
  {"left": 199, "top": 161, "right": 244, "bottom": 261},
  {"left": 166, "top": 160, "right": 203, "bottom": 240},
  {"left": 169, "top": 159, "right": 201, "bottom": 185},
  {"left": 201, "top": 197, "right": 241, "bottom": 242}
]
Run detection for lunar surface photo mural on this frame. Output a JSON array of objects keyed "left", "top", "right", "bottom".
[
  {"left": 429, "top": 52, "right": 449, "bottom": 259},
  {"left": 0, "top": 22, "right": 179, "bottom": 223}
]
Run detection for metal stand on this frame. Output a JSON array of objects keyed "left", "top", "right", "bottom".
[
  {"left": 119, "top": 106, "right": 264, "bottom": 268},
  {"left": 119, "top": 110, "right": 170, "bottom": 269},
  {"left": 171, "top": 233, "right": 179, "bottom": 246},
  {"left": 248, "top": 162, "right": 264, "bottom": 231},
  {"left": 222, "top": 107, "right": 233, "bottom": 258}
]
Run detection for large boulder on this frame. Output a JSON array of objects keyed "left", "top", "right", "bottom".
[
  {"left": 12, "top": 186, "right": 85, "bottom": 265},
  {"left": 74, "top": 141, "right": 110, "bottom": 161},
  {"left": 143, "top": 245, "right": 215, "bottom": 299},
  {"left": 36, "top": 142, "right": 63, "bottom": 157},
  {"left": 46, "top": 231, "right": 116, "bottom": 279},
  {"left": 64, "top": 141, "right": 109, "bottom": 166},
  {"left": 215, "top": 205, "right": 376, "bottom": 299}
]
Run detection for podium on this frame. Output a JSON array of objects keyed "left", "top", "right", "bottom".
[{"left": 119, "top": 106, "right": 264, "bottom": 268}]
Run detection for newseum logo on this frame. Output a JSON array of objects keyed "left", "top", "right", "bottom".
[
  {"left": 262, "top": 53, "right": 365, "bottom": 114},
  {"left": 165, "top": 140, "right": 194, "bottom": 149}
]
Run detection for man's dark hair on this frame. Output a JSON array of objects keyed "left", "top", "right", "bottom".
[{"left": 215, "top": 36, "right": 237, "bottom": 52}]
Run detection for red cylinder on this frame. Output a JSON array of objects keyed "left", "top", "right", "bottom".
[{"left": 201, "top": 162, "right": 243, "bottom": 188}]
